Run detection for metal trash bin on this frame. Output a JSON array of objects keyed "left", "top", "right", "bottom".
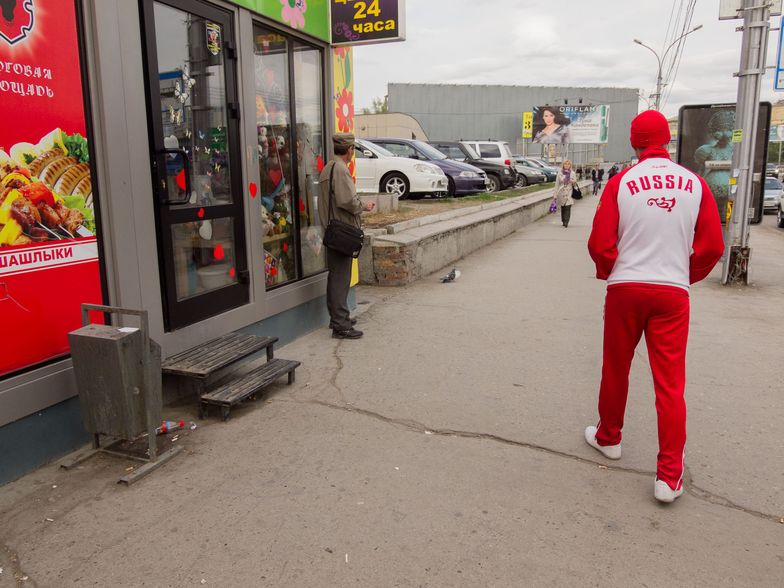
[{"left": 63, "top": 305, "right": 180, "bottom": 484}]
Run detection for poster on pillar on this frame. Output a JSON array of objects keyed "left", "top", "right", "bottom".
[
  {"left": 0, "top": 0, "right": 102, "bottom": 377},
  {"left": 677, "top": 103, "right": 771, "bottom": 226}
]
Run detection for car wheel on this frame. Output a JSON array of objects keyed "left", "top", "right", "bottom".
[
  {"left": 447, "top": 177, "right": 456, "bottom": 197},
  {"left": 380, "top": 172, "right": 410, "bottom": 199},
  {"left": 778, "top": 206, "right": 784, "bottom": 228},
  {"left": 486, "top": 174, "right": 501, "bottom": 192},
  {"left": 516, "top": 173, "right": 528, "bottom": 188}
]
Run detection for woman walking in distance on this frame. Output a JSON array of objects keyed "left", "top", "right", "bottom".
[
  {"left": 553, "top": 159, "right": 577, "bottom": 228},
  {"left": 585, "top": 110, "right": 724, "bottom": 503}
]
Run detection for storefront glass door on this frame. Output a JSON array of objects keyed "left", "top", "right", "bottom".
[{"left": 142, "top": 0, "right": 249, "bottom": 330}]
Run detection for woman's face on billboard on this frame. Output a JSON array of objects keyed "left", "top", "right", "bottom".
[{"left": 543, "top": 110, "right": 555, "bottom": 125}]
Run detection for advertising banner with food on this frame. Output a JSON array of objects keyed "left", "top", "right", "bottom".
[{"left": 0, "top": 0, "right": 102, "bottom": 377}]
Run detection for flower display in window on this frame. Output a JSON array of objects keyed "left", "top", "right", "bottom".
[
  {"left": 335, "top": 87, "right": 354, "bottom": 133},
  {"left": 280, "top": 0, "right": 307, "bottom": 30}
]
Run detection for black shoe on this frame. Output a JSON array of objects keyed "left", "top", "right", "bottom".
[
  {"left": 332, "top": 328, "right": 363, "bottom": 339},
  {"left": 329, "top": 318, "right": 357, "bottom": 330}
]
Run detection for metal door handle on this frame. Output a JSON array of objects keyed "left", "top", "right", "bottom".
[{"left": 158, "top": 148, "right": 191, "bottom": 205}]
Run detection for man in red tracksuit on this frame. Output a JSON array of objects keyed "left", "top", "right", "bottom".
[{"left": 586, "top": 110, "right": 725, "bottom": 503}]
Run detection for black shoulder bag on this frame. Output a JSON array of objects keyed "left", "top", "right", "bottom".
[{"left": 323, "top": 163, "right": 364, "bottom": 258}]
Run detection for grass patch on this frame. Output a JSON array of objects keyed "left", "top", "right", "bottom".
[
  {"left": 427, "top": 182, "right": 555, "bottom": 206},
  {"left": 362, "top": 182, "right": 556, "bottom": 228}
]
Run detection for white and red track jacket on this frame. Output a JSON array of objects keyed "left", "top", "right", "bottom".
[{"left": 588, "top": 147, "right": 724, "bottom": 290}]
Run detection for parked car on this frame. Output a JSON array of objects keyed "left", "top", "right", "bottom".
[
  {"left": 460, "top": 140, "right": 516, "bottom": 167},
  {"left": 368, "top": 138, "right": 487, "bottom": 196},
  {"left": 514, "top": 156, "right": 557, "bottom": 182},
  {"left": 512, "top": 162, "right": 547, "bottom": 187},
  {"left": 427, "top": 140, "right": 515, "bottom": 192},
  {"left": 354, "top": 139, "right": 447, "bottom": 200},
  {"left": 766, "top": 163, "right": 778, "bottom": 178},
  {"left": 763, "top": 176, "right": 784, "bottom": 213}
]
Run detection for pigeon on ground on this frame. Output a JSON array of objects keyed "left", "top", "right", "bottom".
[{"left": 441, "top": 268, "right": 461, "bottom": 283}]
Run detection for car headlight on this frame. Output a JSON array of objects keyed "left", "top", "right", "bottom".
[
  {"left": 459, "top": 171, "right": 478, "bottom": 178},
  {"left": 414, "top": 164, "right": 439, "bottom": 175}
]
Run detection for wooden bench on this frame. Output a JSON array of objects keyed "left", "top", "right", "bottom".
[
  {"left": 161, "top": 333, "right": 278, "bottom": 407},
  {"left": 200, "top": 358, "right": 300, "bottom": 420}
]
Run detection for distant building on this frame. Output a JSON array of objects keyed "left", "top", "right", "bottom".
[
  {"left": 355, "top": 112, "right": 429, "bottom": 141},
  {"left": 386, "top": 83, "right": 640, "bottom": 165}
]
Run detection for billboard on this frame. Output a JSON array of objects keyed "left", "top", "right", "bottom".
[
  {"left": 0, "top": 0, "right": 103, "bottom": 377},
  {"left": 331, "top": 0, "right": 406, "bottom": 46},
  {"left": 531, "top": 105, "right": 609, "bottom": 144},
  {"left": 677, "top": 103, "right": 771, "bottom": 225}
]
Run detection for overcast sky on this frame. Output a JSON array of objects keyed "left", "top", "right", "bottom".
[{"left": 353, "top": 0, "right": 784, "bottom": 117}]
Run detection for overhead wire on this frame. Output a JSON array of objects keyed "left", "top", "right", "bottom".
[{"left": 661, "top": 0, "right": 697, "bottom": 109}]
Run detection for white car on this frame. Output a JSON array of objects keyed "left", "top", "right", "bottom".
[{"left": 355, "top": 138, "right": 448, "bottom": 199}]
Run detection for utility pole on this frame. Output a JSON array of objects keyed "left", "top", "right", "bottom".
[
  {"left": 634, "top": 25, "right": 703, "bottom": 111},
  {"left": 722, "top": 0, "right": 771, "bottom": 284}
]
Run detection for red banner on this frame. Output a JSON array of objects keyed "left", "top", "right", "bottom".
[{"left": 0, "top": 0, "right": 102, "bottom": 377}]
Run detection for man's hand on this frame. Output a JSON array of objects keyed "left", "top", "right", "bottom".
[{"left": 364, "top": 201, "right": 376, "bottom": 212}]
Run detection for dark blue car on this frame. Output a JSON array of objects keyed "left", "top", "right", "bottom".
[{"left": 368, "top": 138, "right": 487, "bottom": 196}]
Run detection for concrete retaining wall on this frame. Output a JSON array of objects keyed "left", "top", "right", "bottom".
[{"left": 358, "top": 183, "right": 587, "bottom": 286}]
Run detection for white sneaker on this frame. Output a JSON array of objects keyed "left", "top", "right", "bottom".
[
  {"left": 584, "top": 425, "right": 622, "bottom": 460},
  {"left": 654, "top": 478, "right": 684, "bottom": 503}
]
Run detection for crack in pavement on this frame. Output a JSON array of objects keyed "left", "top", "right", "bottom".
[
  {"left": 271, "top": 397, "right": 784, "bottom": 526},
  {"left": 298, "top": 291, "right": 783, "bottom": 526}
]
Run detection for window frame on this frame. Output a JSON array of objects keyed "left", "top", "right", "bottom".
[{"left": 252, "top": 22, "right": 328, "bottom": 290}]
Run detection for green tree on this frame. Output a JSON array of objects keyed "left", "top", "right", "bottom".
[{"left": 362, "top": 96, "right": 388, "bottom": 115}]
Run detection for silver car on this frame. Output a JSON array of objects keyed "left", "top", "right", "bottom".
[{"left": 763, "top": 177, "right": 783, "bottom": 212}]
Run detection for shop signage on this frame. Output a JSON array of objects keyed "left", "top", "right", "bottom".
[
  {"left": 331, "top": 0, "right": 406, "bottom": 46},
  {"left": 769, "top": 124, "right": 784, "bottom": 141},
  {"left": 531, "top": 105, "right": 610, "bottom": 145},
  {"left": 0, "top": 0, "right": 102, "bottom": 377},
  {"left": 229, "top": 0, "right": 331, "bottom": 42}
]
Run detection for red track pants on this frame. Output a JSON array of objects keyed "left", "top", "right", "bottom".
[{"left": 595, "top": 283, "right": 690, "bottom": 491}]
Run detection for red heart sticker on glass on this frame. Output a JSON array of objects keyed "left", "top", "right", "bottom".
[
  {"left": 176, "top": 169, "right": 186, "bottom": 191},
  {"left": 197, "top": 208, "right": 205, "bottom": 218},
  {"left": 213, "top": 244, "right": 225, "bottom": 260},
  {"left": 249, "top": 182, "right": 258, "bottom": 198},
  {"left": 282, "top": 242, "right": 288, "bottom": 252},
  {"left": 229, "top": 267, "right": 236, "bottom": 277}
]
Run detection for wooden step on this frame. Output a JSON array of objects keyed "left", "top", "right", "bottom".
[
  {"left": 162, "top": 333, "right": 278, "bottom": 379},
  {"left": 200, "top": 358, "right": 300, "bottom": 420}
]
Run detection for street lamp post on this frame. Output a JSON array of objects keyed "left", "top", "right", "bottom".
[{"left": 634, "top": 25, "right": 703, "bottom": 111}]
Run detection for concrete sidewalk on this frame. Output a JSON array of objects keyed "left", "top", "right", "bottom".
[{"left": 1, "top": 193, "right": 782, "bottom": 587}]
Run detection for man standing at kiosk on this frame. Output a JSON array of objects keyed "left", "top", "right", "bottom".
[{"left": 318, "top": 133, "right": 374, "bottom": 339}]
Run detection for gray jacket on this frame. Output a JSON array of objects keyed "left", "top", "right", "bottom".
[{"left": 318, "top": 159, "right": 364, "bottom": 229}]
